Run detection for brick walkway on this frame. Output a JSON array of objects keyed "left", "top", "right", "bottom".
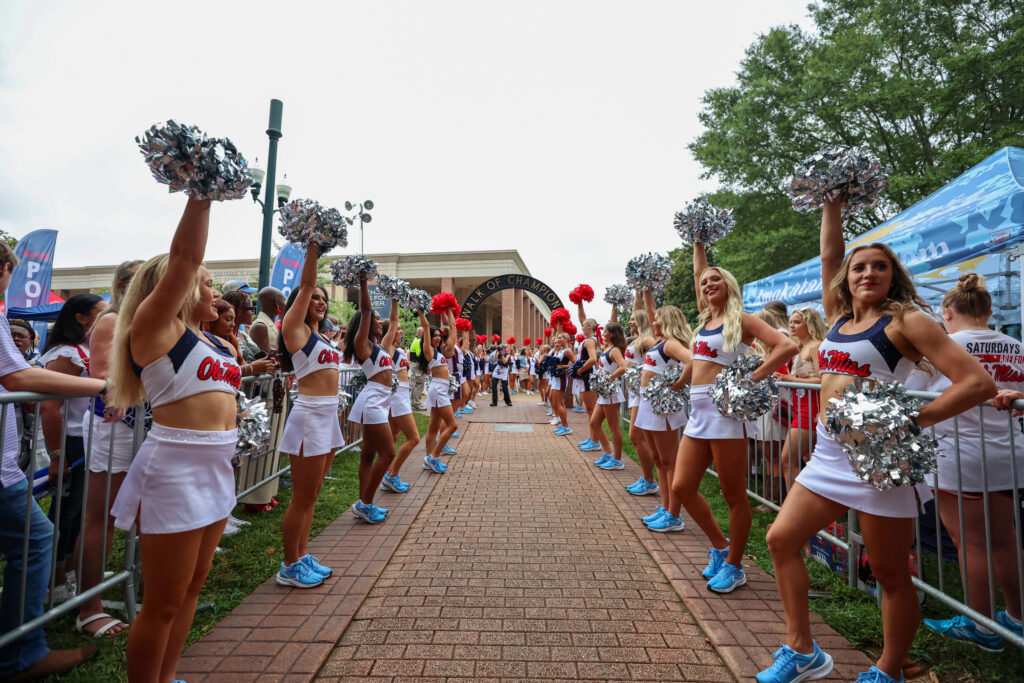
[{"left": 181, "top": 391, "right": 872, "bottom": 681}]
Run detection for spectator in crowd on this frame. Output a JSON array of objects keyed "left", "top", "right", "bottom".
[
  {"left": 75, "top": 259, "right": 140, "bottom": 638},
  {"left": 0, "top": 242, "right": 104, "bottom": 681},
  {"left": 775, "top": 307, "right": 826, "bottom": 492},
  {"left": 38, "top": 294, "right": 106, "bottom": 602},
  {"left": 202, "top": 299, "right": 243, "bottom": 363},
  {"left": 221, "top": 290, "right": 261, "bottom": 363},
  {"left": 748, "top": 308, "right": 792, "bottom": 511},
  {"left": 249, "top": 287, "right": 285, "bottom": 356},
  {"left": 9, "top": 319, "right": 40, "bottom": 472},
  {"left": 9, "top": 319, "right": 38, "bottom": 364},
  {"left": 220, "top": 279, "right": 257, "bottom": 298},
  {"left": 408, "top": 326, "right": 426, "bottom": 410}
]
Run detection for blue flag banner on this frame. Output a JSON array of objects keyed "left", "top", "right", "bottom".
[
  {"left": 6, "top": 229, "right": 58, "bottom": 309},
  {"left": 269, "top": 243, "right": 306, "bottom": 298},
  {"left": 743, "top": 147, "right": 1024, "bottom": 313},
  {"left": 368, "top": 284, "right": 392, "bottom": 319}
]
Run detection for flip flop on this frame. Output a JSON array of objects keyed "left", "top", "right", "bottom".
[{"left": 75, "top": 612, "right": 127, "bottom": 638}]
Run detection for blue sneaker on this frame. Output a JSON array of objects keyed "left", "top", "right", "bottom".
[
  {"left": 923, "top": 614, "right": 1002, "bottom": 651},
  {"left": 391, "top": 475, "right": 410, "bottom": 492},
  {"left": 454, "top": 409, "right": 464, "bottom": 417},
  {"left": 276, "top": 561, "right": 324, "bottom": 588},
  {"left": 647, "top": 513, "right": 685, "bottom": 532},
  {"left": 626, "top": 477, "right": 646, "bottom": 492},
  {"left": 370, "top": 502, "right": 388, "bottom": 517},
  {"left": 702, "top": 546, "right": 729, "bottom": 579},
  {"left": 423, "top": 455, "right": 446, "bottom": 473},
  {"left": 629, "top": 479, "right": 660, "bottom": 496},
  {"left": 380, "top": 473, "right": 402, "bottom": 492},
  {"left": 599, "top": 458, "right": 624, "bottom": 471},
  {"left": 350, "top": 501, "right": 385, "bottom": 524},
  {"left": 996, "top": 610, "right": 1023, "bottom": 636},
  {"left": 572, "top": 406, "right": 585, "bottom": 413},
  {"left": 578, "top": 437, "right": 595, "bottom": 447},
  {"left": 441, "top": 445, "right": 457, "bottom": 455},
  {"left": 642, "top": 507, "right": 667, "bottom": 524},
  {"left": 560, "top": 427, "right": 573, "bottom": 435},
  {"left": 299, "top": 554, "right": 332, "bottom": 578},
  {"left": 593, "top": 454, "right": 613, "bottom": 467},
  {"left": 855, "top": 666, "right": 904, "bottom": 683},
  {"left": 580, "top": 442, "right": 601, "bottom": 451},
  {"left": 707, "top": 561, "right": 746, "bottom": 593},
  {"left": 755, "top": 641, "right": 833, "bottom": 683},
  {"left": 450, "top": 432, "right": 460, "bottom": 439},
  {"left": 553, "top": 426, "right": 567, "bottom": 435}
]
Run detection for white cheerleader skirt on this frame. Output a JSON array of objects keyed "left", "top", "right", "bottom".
[
  {"left": 111, "top": 424, "right": 237, "bottom": 534},
  {"left": 635, "top": 394, "right": 688, "bottom": 431},
  {"left": 682, "top": 385, "right": 758, "bottom": 440},
  {"left": 627, "top": 388, "right": 641, "bottom": 410},
  {"left": 280, "top": 394, "right": 345, "bottom": 456},
  {"left": 426, "top": 376, "right": 452, "bottom": 408},
  {"left": 82, "top": 412, "right": 136, "bottom": 474},
  {"left": 573, "top": 378, "right": 585, "bottom": 394},
  {"left": 597, "top": 387, "right": 624, "bottom": 406},
  {"left": 796, "top": 424, "right": 931, "bottom": 518},
  {"left": 349, "top": 380, "right": 392, "bottom": 425},
  {"left": 391, "top": 382, "right": 413, "bottom": 418}
]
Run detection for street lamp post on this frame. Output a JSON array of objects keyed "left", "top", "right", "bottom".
[
  {"left": 344, "top": 200, "right": 374, "bottom": 255},
  {"left": 249, "top": 99, "right": 294, "bottom": 291}
]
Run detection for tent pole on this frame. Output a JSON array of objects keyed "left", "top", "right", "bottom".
[{"left": 1011, "top": 245, "right": 1024, "bottom": 341}]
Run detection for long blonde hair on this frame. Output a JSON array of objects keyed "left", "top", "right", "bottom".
[
  {"left": 105, "top": 259, "right": 144, "bottom": 317},
  {"left": 630, "top": 309, "right": 652, "bottom": 361},
  {"left": 941, "top": 273, "right": 991, "bottom": 319},
  {"left": 656, "top": 305, "right": 693, "bottom": 346},
  {"left": 694, "top": 266, "right": 744, "bottom": 352},
  {"left": 830, "top": 243, "right": 931, "bottom": 322},
  {"left": 749, "top": 310, "right": 776, "bottom": 356},
  {"left": 109, "top": 254, "right": 202, "bottom": 407},
  {"left": 794, "top": 307, "right": 827, "bottom": 343}
]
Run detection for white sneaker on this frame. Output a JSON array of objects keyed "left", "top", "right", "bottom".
[
  {"left": 549, "top": 417, "right": 560, "bottom": 425},
  {"left": 537, "top": 401, "right": 547, "bottom": 406},
  {"left": 229, "top": 514, "right": 250, "bottom": 527}
]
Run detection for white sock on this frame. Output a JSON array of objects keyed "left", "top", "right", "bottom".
[{"left": 974, "top": 620, "right": 995, "bottom": 635}]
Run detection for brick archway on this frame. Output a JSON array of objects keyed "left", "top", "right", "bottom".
[{"left": 459, "top": 274, "right": 564, "bottom": 325}]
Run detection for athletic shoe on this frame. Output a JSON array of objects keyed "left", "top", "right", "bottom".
[
  {"left": 593, "top": 454, "right": 613, "bottom": 467},
  {"left": 702, "top": 546, "right": 729, "bottom": 579},
  {"left": 276, "top": 561, "right": 324, "bottom": 588},
  {"left": 380, "top": 474, "right": 402, "bottom": 492},
  {"left": 350, "top": 501, "right": 386, "bottom": 524},
  {"left": 626, "top": 477, "right": 646, "bottom": 492},
  {"left": 546, "top": 408, "right": 554, "bottom": 415},
  {"left": 560, "top": 427, "right": 573, "bottom": 435},
  {"left": 424, "top": 456, "right": 446, "bottom": 473},
  {"left": 572, "top": 406, "right": 585, "bottom": 413},
  {"left": 642, "top": 507, "right": 667, "bottom": 524},
  {"left": 441, "top": 445, "right": 457, "bottom": 455},
  {"left": 299, "top": 554, "right": 333, "bottom": 578},
  {"left": 391, "top": 475, "right": 411, "bottom": 492},
  {"left": 923, "top": 615, "right": 1002, "bottom": 651},
  {"left": 553, "top": 426, "right": 567, "bottom": 435},
  {"left": 450, "top": 432, "right": 460, "bottom": 439},
  {"left": 755, "top": 641, "right": 833, "bottom": 683},
  {"left": 578, "top": 437, "right": 595, "bottom": 447},
  {"left": 370, "top": 502, "right": 388, "bottom": 517},
  {"left": 707, "top": 561, "right": 746, "bottom": 593},
  {"left": 599, "top": 458, "right": 625, "bottom": 471},
  {"left": 549, "top": 417, "right": 560, "bottom": 425},
  {"left": 537, "top": 401, "right": 547, "bottom": 406},
  {"left": 580, "top": 442, "right": 601, "bottom": 452},
  {"left": 648, "top": 513, "right": 685, "bottom": 532},
  {"left": 996, "top": 610, "right": 1023, "bottom": 636},
  {"left": 629, "top": 479, "right": 660, "bottom": 496},
  {"left": 855, "top": 666, "right": 904, "bottom": 683},
  {"left": 510, "top": 390, "right": 516, "bottom": 394},
  {"left": 454, "top": 409, "right": 463, "bottom": 417}
]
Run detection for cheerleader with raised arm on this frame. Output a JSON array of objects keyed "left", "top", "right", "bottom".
[
  {"left": 658, "top": 245, "right": 795, "bottom": 593},
  {"left": 381, "top": 298, "right": 419, "bottom": 494},
  {"left": 538, "top": 343, "right": 552, "bottom": 407},
  {"left": 549, "top": 333, "right": 576, "bottom": 434},
  {"left": 574, "top": 301, "right": 602, "bottom": 451},
  {"left": 421, "top": 308, "right": 458, "bottom": 472},
  {"left": 343, "top": 273, "right": 396, "bottom": 524},
  {"left": 588, "top": 323, "right": 629, "bottom": 470},
  {"left": 623, "top": 299, "right": 660, "bottom": 496},
  {"left": 756, "top": 197, "right": 995, "bottom": 683}
]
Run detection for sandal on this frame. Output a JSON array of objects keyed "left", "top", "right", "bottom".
[{"left": 75, "top": 612, "right": 127, "bottom": 638}]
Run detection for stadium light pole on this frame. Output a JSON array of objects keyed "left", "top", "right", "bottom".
[{"left": 344, "top": 200, "right": 374, "bottom": 255}]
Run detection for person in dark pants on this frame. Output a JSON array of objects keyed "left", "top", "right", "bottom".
[{"left": 490, "top": 345, "right": 512, "bottom": 406}]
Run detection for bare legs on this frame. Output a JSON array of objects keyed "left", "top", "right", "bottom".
[
  {"left": 550, "top": 390, "right": 568, "bottom": 428},
  {"left": 780, "top": 427, "right": 815, "bottom": 491},
  {"left": 425, "top": 405, "right": 457, "bottom": 458},
  {"left": 388, "top": 413, "right": 421, "bottom": 478},
  {"left": 628, "top": 405, "right": 655, "bottom": 484},
  {"left": 282, "top": 449, "right": 334, "bottom": 564},
  {"left": 76, "top": 471, "right": 127, "bottom": 635},
  {"left": 357, "top": 422, "right": 396, "bottom": 504},
  {"left": 591, "top": 404, "right": 623, "bottom": 459},
  {"left": 644, "top": 429, "right": 680, "bottom": 511}
]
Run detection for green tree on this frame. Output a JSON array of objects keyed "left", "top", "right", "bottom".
[
  {"left": 0, "top": 229, "right": 18, "bottom": 248},
  {"left": 689, "top": 0, "right": 1024, "bottom": 284}
]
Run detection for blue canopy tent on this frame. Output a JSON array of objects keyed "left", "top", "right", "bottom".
[
  {"left": 743, "top": 146, "right": 1024, "bottom": 328},
  {"left": 5, "top": 303, "right": 64, "bottom": 321}
]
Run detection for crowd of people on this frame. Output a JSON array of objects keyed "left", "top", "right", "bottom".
[{"left": 1, "top": 190, "right": 1023, "bottom": 682}]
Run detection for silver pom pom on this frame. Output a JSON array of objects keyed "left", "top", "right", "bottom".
[
  {"left": 674, "top": 196, "right": 735, "bottom": 246},
  {"left": 376, "top": 273, "right": 409, "bottom": 300},
  {"left": 403, "top": 288, "right": 432, "bottom": 313},
  {"left": 589, "top": 368, "right": 619, "bottom": 398},
  {"left": 449, "top": 375, "right": 460, "bottom": 397},
  {"left": 337, "top": 389, "right": 352, "bottom": 413},
  {"left": 347, "top": 370, "right": 368, "bottom": 402},
  {"left": 391, "top": 370, "right": 400, "bottom": 394},
  {"left": 136, "top": 120, "right": 252, "bottom": 201},
  {"left": 278, "top": 198, "right": 348, "bottom": 253},
  {"left": 330, "top": 255, "right": 379, "bottom": 287},
  {"left": 623, "top": 363, "right": 643, "bottom": 395},
  {"left": 625, "top": 253, "right": 672, "bottom": 293},
  {"left": 825, "top": 378, "right": 938, "bottom": 491},
  {"left": 603, "top": 284, "right": 632, "bottom": 307},
  {"left": 710, "top": 355, "right": 778, "bottom": 421},
  {"left": 789, "top": 145, "right": 889, "bottom": 223},
  {"left": 641, "top": 366, "right": 688, "bottom": 415},
  {"left": 235, "top": 396, "right": 271, "bottom": 462}
]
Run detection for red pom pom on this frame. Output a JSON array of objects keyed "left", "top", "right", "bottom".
[
  {"left": 595, "top": 325, "right": 603, "bottom": 344},
  {"left": 506, "top": 336, "right": 516, "bottom": 344},
  {"left": 430, "top": 292, "right": 459, "bottom": 316},
  {"left": 543, "top": 327, "right": 553, "bottom": 337},
  {"left": 455, "top": 317, "right": 472, "bottom": 332},
  {"left": 575, "top": 333, "right": 585, "bottom": 342},
  {"left": 563, "top": 322, "right": 577, "bottom": 336},
  {"left": 491, "top": 333, "right": 500, "bottom": 343},
  {"left": 535, "top": 337, "right": 542, "bottom": 345},
  {"left": 549, "top": 307, "right": 571, "bottom": 326},
  {"left": 475, "top": 334, "right": 485, "bottom": 344},
  {"left": 568, "top": 284, "right": 594, "bottom": 305}
]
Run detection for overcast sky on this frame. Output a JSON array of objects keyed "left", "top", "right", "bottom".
[{"left": 0, "top": 0, "right": 813, "bottom": 320}]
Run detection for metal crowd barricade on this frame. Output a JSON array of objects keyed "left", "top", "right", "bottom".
[{"left": 0, "top": 368, "right": 360, "bottom": 651}]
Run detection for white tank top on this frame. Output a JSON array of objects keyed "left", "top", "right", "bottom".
[
  {"left": 598, "top": 349, "right": 619, "bottom": 374},
  {"left": 354, "top": 343, "right": 393, "bottom": 380},
  {"left": 624, "top": 345, "right": 638, "bottom": 366},
  {"left": 692, "top": 323, "right": 749, "bottom": 367},
  {"left": 642, "top": 340, "right": 680, "bottom": 375},
  {"left": 817, "top": 316, "right": 915, "bottom": 382},
  {"left": 291, "top": 331, "right": 340, "bottom": 380},
  {"left": 393, "top": 347, "right": 410, "bottom": 374},
  {"left": 427, "top": 345, "right": 448, "bottom": 372},
  {"left": 133, "top": 328, "right": 241, "bottom": 408}
]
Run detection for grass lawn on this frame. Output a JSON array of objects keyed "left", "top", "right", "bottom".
[{"left": 38, "top": 411, "right": 431, "bottom": 682}]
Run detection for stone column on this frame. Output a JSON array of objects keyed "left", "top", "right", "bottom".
[
  {"left": 512, "top": 288, "right": 523, "bottom": 343},
  {"left": 441, "top": 276, "right": 454, "bottom": 294},
  {"left": 501, "top": 289, "right": 515, "bottom": 342}
]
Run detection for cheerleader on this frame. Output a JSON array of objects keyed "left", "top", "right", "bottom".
[
  {"left": 588, "top": 323, "right": 629, "bottom": 470},
  {"left": 537, "top": 343, "right": 551, "bottom": 407},
  {"left": 381, "top": 300, "right": 419, "bottom": 494},
  {"left": 109, "top": 198, "right": 244, "bottom": 681},
  {"left": 421, "top": 308, "right": 457, "bottom": 472},
  {"left": 528, "top": 346, "right": 539, "bottom": 395},
  {"left": 574, "top": 303, "right": 601, "bottom": 448},
  {"left": 343, "top": 273, "right": 396, "bottom": 524},
  {"left": 622, "top": 299, "right": 659, "bottom": 495},
  {"left": 756, "top": 197, "right": 994, "bottom": 683},
  {"left": 549, "top": 333, "right": 575, "bottom": 434},
  {"left": 274, "top": 242, "right": 345, "bottom": 582},
  {"left": 632, "top": 291, "right": 693, "bottom": 528},
  {"left": 659, "top": 245, "right": 795, "bottom": 593}
]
